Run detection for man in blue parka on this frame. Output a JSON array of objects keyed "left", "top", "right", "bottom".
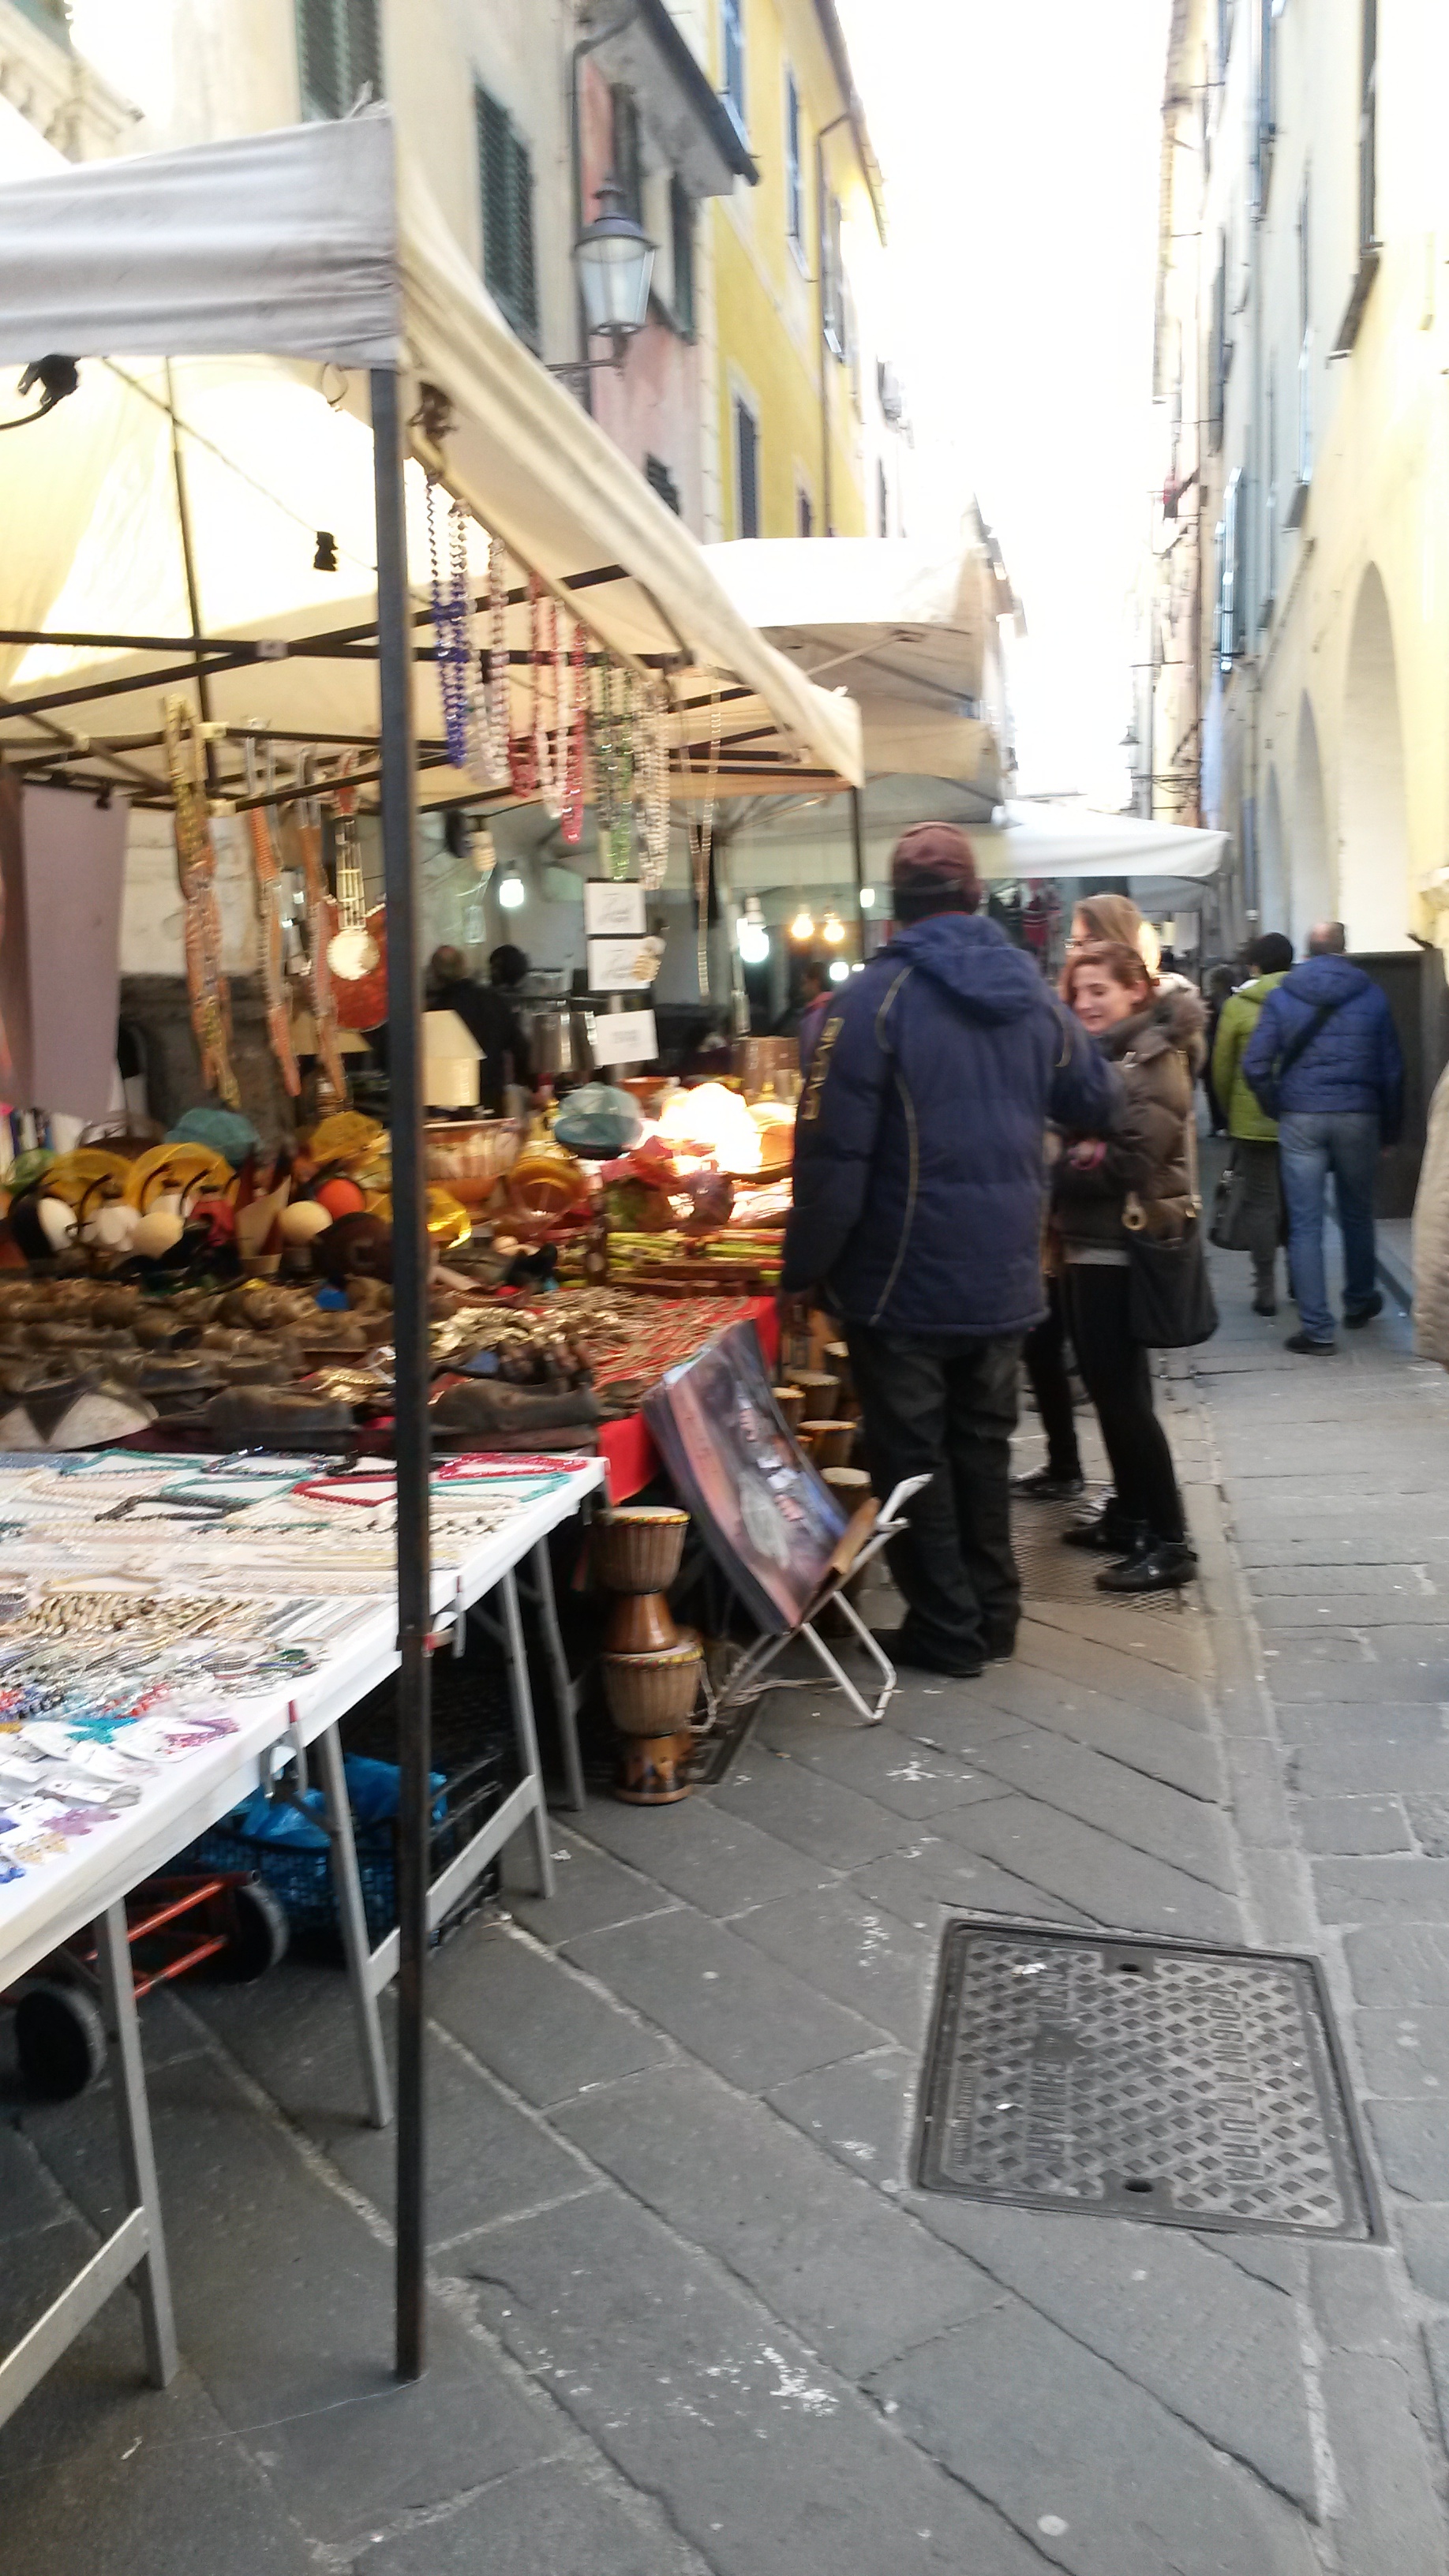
[
  {"left": 1241, "top": 919, "right": 1404, "bottom": 1354},
  {"left": 782, "top": 824, "right": 1120, "bottom": 1676}
]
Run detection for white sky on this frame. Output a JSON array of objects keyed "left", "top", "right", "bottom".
[{"left": 837, "top": 0, "right": 1170, "bottom": 809}]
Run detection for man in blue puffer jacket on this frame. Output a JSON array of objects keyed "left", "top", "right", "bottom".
[
  {"left": 782, "top": 824, "right": 1119, "bottom": 1676},
  {"left": 1241, "top": 920, "right": 1404, "bottom": 1354}
]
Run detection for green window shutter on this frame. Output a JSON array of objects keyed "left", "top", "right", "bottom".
[
  {"left": 477, "top": 87, "right": 539, "bottom": 347},
  {"left": 511, "top": 127, "right": 538, "bottom": 340},
  {"left": 613, "top": 89, "right": 642, "bottom": 223},
  {"left": 298, "top": 0, "right": 343, "bottom": 119},
  {"left": 670, "top": 177, "right": 695, "bottom": 337},
  {"left": 298, "top": 0, "right": 381, "bottom": 121}
]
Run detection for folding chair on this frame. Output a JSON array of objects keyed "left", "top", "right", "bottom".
[{"left": 714, "top": 1476, "right": 932, "bottom": 1729}]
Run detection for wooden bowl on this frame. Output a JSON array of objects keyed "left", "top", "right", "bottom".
[
  {"left": 803, "top": 1419, "right": 854, "bottom": 1468},
  {"left": 773, "top": 1384, "right": 806, "bottom": 1430},
  {"left": 822, "top": 1466, "right": 874, "bottom": 1507},
  {"left": 591, "top": 1507, "right": 690, "bottom": 1594},
  {"left": 602, "top": 1642, "right": 704, "bottom": 1736},
  {"left": 784, "top": 1369, "right": 839, "bottom": 1418}
]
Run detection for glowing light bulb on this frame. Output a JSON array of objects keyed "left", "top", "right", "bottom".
[
  {"left": 859, "top": 886, "right": 876, "bottom": 908},
  {"left": 738, "top": 920, "right": 769, "bottom": 964},
  {"left": 822, "top": 911, "right": 845, "bottom": 945},
  {"left": 789, "top": 907, "right": 815, "bottom": 942},
  {"left": 829, "top": 960, "right": 849, "bottom": 983},
  {"left": 498, "top": 873, "right": 526, "bottom": 911}
]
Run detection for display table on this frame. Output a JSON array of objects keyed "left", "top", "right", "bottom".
[
  {"left": 595, "top": 1295, "right": 778, "bottom": 1500},
  {"left": 0, "top": 1447, "right": 603, "bottom": 2430}
]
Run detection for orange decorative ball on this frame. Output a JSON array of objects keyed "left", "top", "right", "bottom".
[{"left": 315, "top": 1175, "right": 367, "bottom": 1220}]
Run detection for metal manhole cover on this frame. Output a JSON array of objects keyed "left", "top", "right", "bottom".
[{"left": 917, "top": 1923, "right": 1380, "bottom": 2239}]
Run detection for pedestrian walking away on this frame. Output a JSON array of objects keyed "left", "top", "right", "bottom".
[
  {"left": 1240, "top": 919, "right": 1404, "bottom": 1352},
  {"left": 1211, "top": 930, "right": 1294, "bottom": 1313},
  {"left": 781, "top": 821, "right": 1120, "bottom": 1677},
  {"left": 1051, "top": 941, "right": 1204, "bottom": 1593}
]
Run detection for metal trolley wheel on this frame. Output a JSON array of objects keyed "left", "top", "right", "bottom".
[{"left": 14, "top": 1980, "right": 108, "bottom": 2101}]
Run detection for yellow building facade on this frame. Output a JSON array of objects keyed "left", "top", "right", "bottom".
[{"left": 695, "top": 0, "right": 886, "bottom": 543}]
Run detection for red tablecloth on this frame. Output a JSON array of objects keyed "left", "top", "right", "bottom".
[{"left": 599, "top": 1296, "right": 778, "bottom": 1501}]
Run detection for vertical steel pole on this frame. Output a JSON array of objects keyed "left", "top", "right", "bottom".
[
  {"left": 850, "top": 785, "right": 867, "bottom": 958},
  {"left": 369, "top": 365, "right": 432, "bottom": 2383}
]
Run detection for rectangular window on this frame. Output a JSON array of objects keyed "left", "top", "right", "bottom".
[
  {"left": 1296, "top": 168, "right": 1312, "bottom": 489},
  {"left": 1219, "top": 466, "right": 1244, "bottom": 668},
  {"left": 1208, "top": 235, "right": 1228, "bottom": 451},
  {"left": 721, "top": 0, "right": 746, "bottom": 137},
  {"left": 796, "top": 485, "right": 814, "bottom": 538},
  {"left": 1359, "top": 0, "right": 1377, "bottom": 249},
  {"left": 877, "top": 459, "right": 889, "bottom": 539},
  {"left": 784, "top": 69, "right": 804, "bottom": 253},
  {"left": 477, "top": 88, "right": 539, "bottom": 347},
  {"left": 735, "top": 396, "right": 759, "bottom": 538},
  {"left": 298, "top": 0, "right": 381, "bottom": 121},
  {"left": 645, "top": 455, "right": 682, "bottom": 515},
  {"left": 670, "top": 176, "right": 696, "bottom": 337},
  {"left": 823, "top": 195, "right": 845, "bottom": 358},
  {"left": 613, "top": 88, "right": 642, "bottom": 223}
]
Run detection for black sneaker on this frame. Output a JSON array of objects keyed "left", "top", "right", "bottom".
[
  {"left": 1061, "top": 1509, "right": 1145, "bottom": 1556},
  {"left": 1012, "top": 1465, "right": 1085, "bottom": 1502},
  {"left": 871, "top": 1628, "right": 984, "bottom": 1679},
  {"left": 1343, "top": 1292, "right": 1383, "bottom": 1330},
  {"left": 981, "top": 1628, "right": 1018, "bottom": 1663},
  {"left": 1095, "top": 1537, "right": 1198, "bottom": 1594},
  {"left": 1251, "top": 1290, "right": 1277, "bottom": 1317},
  {"left": 1285, "top": 1331, "right": 1335, "bottom": 1356}
]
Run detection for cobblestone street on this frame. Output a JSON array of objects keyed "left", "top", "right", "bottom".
[{"left": 5, "top": 1252, "right": 1449, "bottom": 2574}]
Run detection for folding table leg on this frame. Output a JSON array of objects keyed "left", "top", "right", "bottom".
[
  {"left": 500, "top": 1567, "right": 556, "bottom": 1900},
  {"left": 95, "top": 1903, "right": 178, "bottom": 2389},
  {"left": 529, "top": 1538, "right": 586, "bottom": 1812},
  {"left": 316, "top": 1723, "right": 392, "bottom": 2130}
]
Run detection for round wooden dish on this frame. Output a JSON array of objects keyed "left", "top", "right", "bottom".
[
  {"left": 784, "top": 1368, "right": 839, "bottom": 1418},
  {"left": 803, "top": 1420, "right": 855, "bottom": 1468}
]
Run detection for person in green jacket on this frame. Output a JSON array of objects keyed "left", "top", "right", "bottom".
[{"left": 1211, "top": 932, "right": 1294, "bottom": 1313}]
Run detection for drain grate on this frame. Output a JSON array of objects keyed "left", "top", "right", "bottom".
[
  {"left": 918, "top": 1923, "right": 1380, "bottom": 2239},
  {"left": 1010, "top": 1498, "right": 1188, "bottom": 1616}
]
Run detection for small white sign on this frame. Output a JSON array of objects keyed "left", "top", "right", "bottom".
[
  {"left": 591, "top": 1008, "right": 657, "bottom": 1068},
  {"left": 584, "top": 880, "right": 646, "bottom": 935},
  {"left": 587, "top": 934, "right": 663, "bottom": 992}
]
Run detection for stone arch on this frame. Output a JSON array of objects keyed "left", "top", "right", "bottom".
[
  {"left": 1291, "top": 694, "right": 1332, "bottom": 950},
  {"left": 1339, "top": 564, "right": 1412, "bottom": 949},
  {"left": 1259, "top": 767, "right": 1287, "bottom": 934}
]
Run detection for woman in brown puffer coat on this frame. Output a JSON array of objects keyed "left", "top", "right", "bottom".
[{"left": 1050, "top": 940, "right": 1206, "bottom": 1594}]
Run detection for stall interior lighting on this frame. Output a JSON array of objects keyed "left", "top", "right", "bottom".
[
  {"left": 738, "top": 919, "right": 769, "bottom": 964},
  {"left": 829, "top": 960, "right": 850, "bottom": 983},
  {"left": 497, "top": 873, "right": 526, "bottom": 910},
  {"left": 859, "top": 886, "right": 876, "bottom": 908},
  {"left": 789, "top": 906, "right": 815, "bottom": 942},
  {"left": 822, "top": 911, "right": 844, "bottom": 945}
]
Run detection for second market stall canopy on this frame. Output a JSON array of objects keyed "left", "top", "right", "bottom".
[{"left": 0, "top": 110, "right": 863, "bottom": 814}]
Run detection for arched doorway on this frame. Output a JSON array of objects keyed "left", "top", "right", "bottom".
[
  {"left": 1339, "top": 564, "right": 1413, "bottom": 948},
  {"left": 1260, "top": 768, "right": 1287, "bottom": 934},
  {"left": 1291, "top": 695, "right": 1332, "bottom": 950}
]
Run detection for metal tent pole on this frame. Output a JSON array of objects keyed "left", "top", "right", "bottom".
[
  {"left": 850, "top": 785, "right": 867, "bottom": 955},
  {"left": 369, "top": 365, "right": 432, "bottom": 2383}
]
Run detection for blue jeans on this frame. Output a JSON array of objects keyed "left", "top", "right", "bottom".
[{"left": 1278, "top": 1111, "right": 1380, "bottom": 1342}]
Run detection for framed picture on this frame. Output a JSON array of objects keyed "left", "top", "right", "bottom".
[{"left": 643, "top": 1320, "right": 847, "bottom": 1634}]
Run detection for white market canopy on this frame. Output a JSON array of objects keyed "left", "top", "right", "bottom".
[
  {"left": 974, "top": 799, "right": 1229, "bottom": 883},
  {"left": 0, "top": 111, "right": 862, "bottom": 808},
  {"left": 706, "top": 536, "right": 1005, "bottom": 792}
]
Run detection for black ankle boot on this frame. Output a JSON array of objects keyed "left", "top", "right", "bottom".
[
  {"left": 1095, "top": 1535, "right": 1199, "bottom": 1593},
  {"left": 1061, "top": 1504, "right": 1144, "bottom": 1555}
]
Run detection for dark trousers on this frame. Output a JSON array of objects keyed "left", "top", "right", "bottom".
[
  {"left": 1062, "top": 1265, "right": 1185, "bottom": 1542},
  {"left": 1234, "top": 1139, "right": 1282, "bottom": 1294},
  {"left": 1022, "top": 1276, "right": 1081, "bottom": 1479},
  {"left": 845, "top": 1324, "right": 1021, "bottom": 1662}
]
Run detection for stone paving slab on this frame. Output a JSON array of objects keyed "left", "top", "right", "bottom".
[
  {"left": 722, "top": 1878, "right": 937, "bottom": 2045},
  {"left": 964, "top": 1721, "right": 1238, "bottom": 1887},
  {"left": 937, "top": 1792, "right": 1242, "bottom": 1939},
  {"left": 563, "top": 1902, "right": 889, "bottom": 2089}
]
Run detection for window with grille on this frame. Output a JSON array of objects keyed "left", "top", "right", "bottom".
[
  {"left": 645, "top": 456, "right": 682, "bottom": 515},
  {"left": 784, "top": 69, "right": 804, "bottom": 255},
  {"left": 670, "top": 177, "right": 696, "bottom": 337},
  {"left": 298, "top": 0, "right": 381, "bottom": 121},
  {"left": 477, "top": 88, "right": 539, "bottom": 348},
  {"left": 735, "top": 397, "right": 759, "bottom": 538},
  {"left": 721, "top": 0, "right": 747, "bottom": 138}
]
